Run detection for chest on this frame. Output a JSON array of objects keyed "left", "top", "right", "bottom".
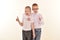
[
  {"left": 33, "top": 15, "right": 40, "bottom": 21},
  {"left": 24, "top": 16, "right": 32, "bottom": 22}
]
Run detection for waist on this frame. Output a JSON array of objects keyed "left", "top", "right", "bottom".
[
  {"left": 35, "top": 28, "right": 41, "bottom": 32},
  {"left": 22, "top": 30, "right": 32, "bottom": 32},
  {"left": 22, "top": 28, "right": 31, "bottom": 31},
  {"left": 34, "top": 25, "right": 42, "bottom": 29},
  {"left": 35, "top": 28, "right": 41, "bottom": 30}
]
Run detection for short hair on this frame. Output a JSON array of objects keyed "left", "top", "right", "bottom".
[
  {"left": 25, "top": 6, "right": 31, "bottom": 10},
  {"left": 32, "top": 3, "right": 38, "bottom": 6}
]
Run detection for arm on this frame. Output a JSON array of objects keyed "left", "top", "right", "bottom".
[
  {"left": 39, "top": 14, "right": 44, "bottom": 25},
  {"left": 31, "top": 23, "right": 35, "bottom": 38},
  {"left": 16, "top": 16, "right": 23, "bottom": 26}
]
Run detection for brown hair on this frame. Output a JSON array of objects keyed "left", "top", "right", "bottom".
[
  {"left": 25, "top": 6, "right": 31, "bottom": 10},
  {"left": 32, "top": 3, "right": 38, "bottom": 6}
]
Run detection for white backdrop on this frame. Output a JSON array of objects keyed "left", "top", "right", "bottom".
[{"left": 0, "top": 0, "right": 60, "bottom": 40}]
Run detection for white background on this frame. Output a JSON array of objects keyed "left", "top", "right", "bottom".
[{"left": 0, "top": 0, "right": 60, "bottom": 40}]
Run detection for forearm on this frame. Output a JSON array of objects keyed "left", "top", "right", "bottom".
[
  {"left": 18, "top": 21, "right": 23, "bottom": 26},
  {"left": 32, "top": 29, "right": 35, "bottom": 35},
  {"left": 31, "top": 23, "right": 35, "bottom": 35}
]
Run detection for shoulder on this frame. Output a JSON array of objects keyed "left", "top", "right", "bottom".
[
  {"left": 31, "top": 13, "right": 35, "bottom": 17},
  {"left": 23, "top": 13, "right": 26, "bottom": 17},
  {"left": 37, "top": 13, "right": 42, "bottom": 17},
  {"left": 37, "top": 13, "right": 43, "bottom": 19},
  {"left": 22, "top": 14, "right": 27, "bottom": 19},
  {"left": 37, "top": 13, "right": 42, "bottom": 15}
]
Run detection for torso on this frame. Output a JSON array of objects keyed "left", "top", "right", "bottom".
[
  {"left": 22, "top": 14, "right": 33, "bottom": 31},
  {"left": 32, "top": 13, "right": 42, "bottom": 29}
]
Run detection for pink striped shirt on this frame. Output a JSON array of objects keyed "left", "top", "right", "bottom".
[{"left": 32, "top": 13, "right": 44, "bottom": 29}]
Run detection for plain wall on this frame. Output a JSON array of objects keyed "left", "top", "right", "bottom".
[{"left": 0, "top": 0, "right": 60, "bottom": 40}]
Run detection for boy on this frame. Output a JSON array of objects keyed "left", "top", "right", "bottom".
[
  {"left": 16, "top": 6, "right": 35, "bottom": 40},
  {"left": 32, "top": 3, "right": 44, "bottom": 40}
]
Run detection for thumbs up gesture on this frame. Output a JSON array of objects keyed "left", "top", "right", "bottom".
[{"left": 16, "top": 16, "right": 19, "bottom": 22}]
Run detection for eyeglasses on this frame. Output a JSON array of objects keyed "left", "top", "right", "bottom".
[{"left": 32, "top": 8, "right": 38, "bottom": 10}]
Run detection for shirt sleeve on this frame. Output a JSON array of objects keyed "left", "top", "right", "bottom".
[
  {"left": 39, "top": 14, "right": 44, "bottom": 25},
  {"left": 39, "top": 14, "right": 43, "bottom": 20}
]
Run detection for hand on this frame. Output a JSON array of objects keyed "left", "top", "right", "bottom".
[
  {"left": 33, "top": 33, "right": 36, "bottom": 38},
  {"left": 39, "top": 17, "right": 41, "bottom": 21},
  {"left": 16, "top": 16, "right": 19, "bottom": 22}
]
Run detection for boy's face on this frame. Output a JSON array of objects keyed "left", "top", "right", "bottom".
[
  {"left": 32, "top": 6, "right": 38, "bottom": 13},
  {"left": 25, "top": 8, "right": 31, "bottom": 15}
]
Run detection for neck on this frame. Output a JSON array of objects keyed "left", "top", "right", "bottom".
[{"left": 34, "top": 12, "right": 38, "bottom": 14}]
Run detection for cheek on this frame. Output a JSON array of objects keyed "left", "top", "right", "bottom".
[
  {"left": 25, "top": 11, "right": 28, "bottom": 13},
  {"left": 33, "top": 9, "right": 37, "bottom": 11}
]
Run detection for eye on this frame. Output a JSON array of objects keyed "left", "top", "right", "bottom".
[{"left": 33, "top": 8, "right": 38, "bottom": 10}]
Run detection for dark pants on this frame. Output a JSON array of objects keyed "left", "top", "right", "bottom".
[
  {"left": 32, "top": 28, "right": 41, "bottom": 40},
  {"left": 22, "top": 30, "right": 32, "bottom": 40}
]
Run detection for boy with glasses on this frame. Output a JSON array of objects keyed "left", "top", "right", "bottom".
[{"left": 32, "top": 3, "right": 44, "bottom": 40}]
